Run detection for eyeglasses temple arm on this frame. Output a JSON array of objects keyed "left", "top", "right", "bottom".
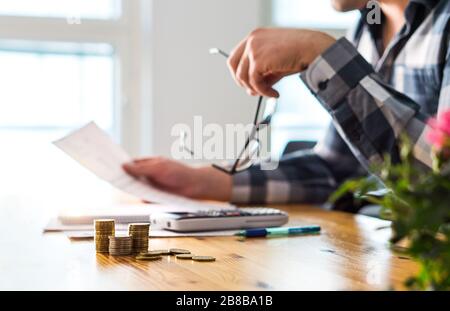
[
  {"left": 218, "top": 50, "right": 230, "bottom": 58},
  {"left": 253, "top": 96, "right": 263, "bottom": 125},
  {"left": 209, "top": 48, "right": 230, "bottom": 58}
]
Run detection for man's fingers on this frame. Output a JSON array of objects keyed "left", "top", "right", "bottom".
[
  {"left": 122, "top": 163, "right": 140, "bottom": 178},
  {"left": 236, "top": 53, "right": 255, "bottom": 93},
  {"left": 249, "top": 66, "right": 280, "bottom": 98},
  {"left": 227, "top": 38, "right": 247, "bottom": 83},
  {"left": 131, "top": 158, "right": 157, "bottom": 164},
  {"left": 123, "top": 162, "right": 160, "bottom": 179},
  {"left": 122, "top": 163, "right": 153, "bottom": 178}
]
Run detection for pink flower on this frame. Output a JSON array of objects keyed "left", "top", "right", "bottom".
[
  {"left": 427, "top": 128, "right": 447, "bottom": 149},
  {"left": 427, "top": 111, "right": 450, "bottom": 150}
]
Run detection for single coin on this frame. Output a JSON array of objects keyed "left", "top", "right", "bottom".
[
  {"left": 151, "top": 249, "right": 171, "bottom": 255},
  {"left": 136, "top": 255, "right": 162, "bottom": 261},
  {"left": 176, "top": 254, "right": 194, "bottom": 260},
  {"left": 129, "top": 222, "right": 150, "bottom": 226},
  {"left": 192, "top": 256, "right": 216, "bottom": 262},
  {"left": 94, "top": 220, "right": 115, "bottom": 229},
  {"left": 170, "top": 248, "right": 191, "bottom": 255},
  {"left": 109, "top": 235, "right": 131, "bottom": 240},
  {"left": 140, "top": 250, "right": 163, "bottom": 256}
]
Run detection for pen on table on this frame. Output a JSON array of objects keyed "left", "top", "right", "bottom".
[{"left": 235, "top": 225, "right": 321, "bottom": 238}]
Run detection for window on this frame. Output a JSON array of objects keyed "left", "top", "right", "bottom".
[
  {"left": 272, "top": 0, "right": 359, "bottom": 29},
  {"left": 0, "top": 0, "right": 152, "bottom": 200},
  {"left": 0, "top": 0, "right": 120, "bottom": 19},
  {"left": 271, "top": 0, "right": 359, "bottom": 157},
  {"left": 0, "top": 41, "right": 114, "bottom": 131}
]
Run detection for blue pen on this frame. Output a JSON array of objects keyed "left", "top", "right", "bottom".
[{"left": 236, "top": 225, "right": 321, "bottom": 238}]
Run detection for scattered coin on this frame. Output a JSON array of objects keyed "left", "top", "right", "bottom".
[
  {"left": 176, "top": 254, "right": 194, "bottom": 260},
  {"left": 150, "top": 249, "right": 171, "bottom": 255},
  {"left": 192, "top": 256, "right": 216, "bottom": 262},
  {"left": 170, "top": 248, "right": 191, "bottom": 255},
  {"left": 136, "top": 255, "right": 162, "bottom": 261},
  {"left": 140, "top": 250, "right": 163, "bottom": 256}
]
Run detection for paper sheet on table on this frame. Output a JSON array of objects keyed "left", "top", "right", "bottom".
[
  {"left": 65, "top": 229, "right": 239, "bottom": 239},
  {"left": 44, "top": 204, "right": 239, "bottom": 238},
  {"left": 53, "top": 122, "right": 233, "bottom": 211},
  {"left": 44, "top": 218, "right": 238, "bottom": 238},
  {"left": 55, "top": 204, "right": 202, "bottom": 226}
]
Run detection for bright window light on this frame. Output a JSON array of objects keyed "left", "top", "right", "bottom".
[
  {"left": 0, "top": 0, "right": 121, "bottom": 19},
  {"left": 0, "top": 41, "right": 116, "bottom": 200},
  {"left": 273, "top": 0, "right": 359, "bottom": 28},
  {"left": 0, "top": 41, "right": 115, "bottom": 132}
]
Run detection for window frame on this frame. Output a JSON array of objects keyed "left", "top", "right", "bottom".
[{"left": 0, "top": 0, "right": 153, "bottom": 156}]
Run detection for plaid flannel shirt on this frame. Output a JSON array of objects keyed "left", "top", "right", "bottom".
[{"left": 231, "top": 0, "right": 450, "bottom": 208}]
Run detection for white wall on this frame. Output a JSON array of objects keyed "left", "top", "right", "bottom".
[{"left": 145, "top": 0, "right": 265, "bottom": 159}]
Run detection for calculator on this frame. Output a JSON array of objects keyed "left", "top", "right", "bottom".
[{"left": 149, "top": 208, "right": 289, "bottom": 232}]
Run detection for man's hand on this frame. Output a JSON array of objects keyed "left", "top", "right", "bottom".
[
  {"left": 228, "top": 28, "right": 336, "bottom": 97},
  {"left": 123, "top": 157, "right": 232, "bottom": 202}
]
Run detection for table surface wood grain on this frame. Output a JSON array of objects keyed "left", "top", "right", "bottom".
[{"left": 0, "top": 199, "right": 419, "bottom": 291}]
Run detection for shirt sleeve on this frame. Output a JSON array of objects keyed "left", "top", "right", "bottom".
[
  {"left": 231, "top": 36, "right": 450, "bottom": 205},
  {"left": 230, "top": 124, "right": 366, "bottom": 205},
  {"left": 300, "top": 37, "right": 443, "bottom": 171}
]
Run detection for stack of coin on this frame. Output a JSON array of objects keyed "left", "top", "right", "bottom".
[
  {"left": 128, "top": 223, "right": 150, "bottom": 253},
  {"left": 109, "top": 235, "right": 132, "bottom": 256},
  {"left": 94, "top": 219, "right": 115, "bottom": 253}
]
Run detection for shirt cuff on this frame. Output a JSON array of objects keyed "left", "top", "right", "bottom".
[
  {"left": 300, "top": 37, "right": 374, "bottom": 110},
  {"left": 230, "top": 170, "right": 252, "bottom": 204}
]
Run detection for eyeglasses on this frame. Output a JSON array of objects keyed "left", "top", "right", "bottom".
[{"left": 180, "top": 48, "right": 278, "bottom": 175}]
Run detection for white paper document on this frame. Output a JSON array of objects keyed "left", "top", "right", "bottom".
[
  {"left": 65, "top": 230, "right": 239, "bottom": 239},
  {"left": 53, "top": 122, "right": 233, "bottom": 211},
  {"left": 44, "top": 219, "right": 239, "bottom": 238},
  {"left": 55, "top": 204, "right": 208, "bottom": 226}
]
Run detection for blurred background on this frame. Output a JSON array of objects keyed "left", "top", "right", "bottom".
[{"left": 0, "top": 0, "right": 358, "bottom": 214}]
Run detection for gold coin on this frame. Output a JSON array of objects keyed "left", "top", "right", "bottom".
[
  {"left": 95, "top": 219, "right": 115, "bottom": 224},
  {"left": 170, "top": 248, "right": 191, "bottom": 255},
  {"left": 176, "top": 254, "right": 194, "bottom": 260},
  {"left": 128, "top": 222, "right": 150, "bottom": 227},
  {"left": 192, "top": 256, "right": 216, "bottom": 262},
  {"left": 136, "top": 255, "right": 162, "bottom": 261},
  {"left": 140, "top": 250, "right": 163, "bottom": 256},
  {"left": 150, "top": 249, "right": 171, "bottom": 255},
  {"left": 94, "top": 220, "right": 115, "bottom": 229}
]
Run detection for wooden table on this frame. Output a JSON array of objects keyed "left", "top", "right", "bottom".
[{"left": 0, "top": 201, "right": 418, "bottom": 291}]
